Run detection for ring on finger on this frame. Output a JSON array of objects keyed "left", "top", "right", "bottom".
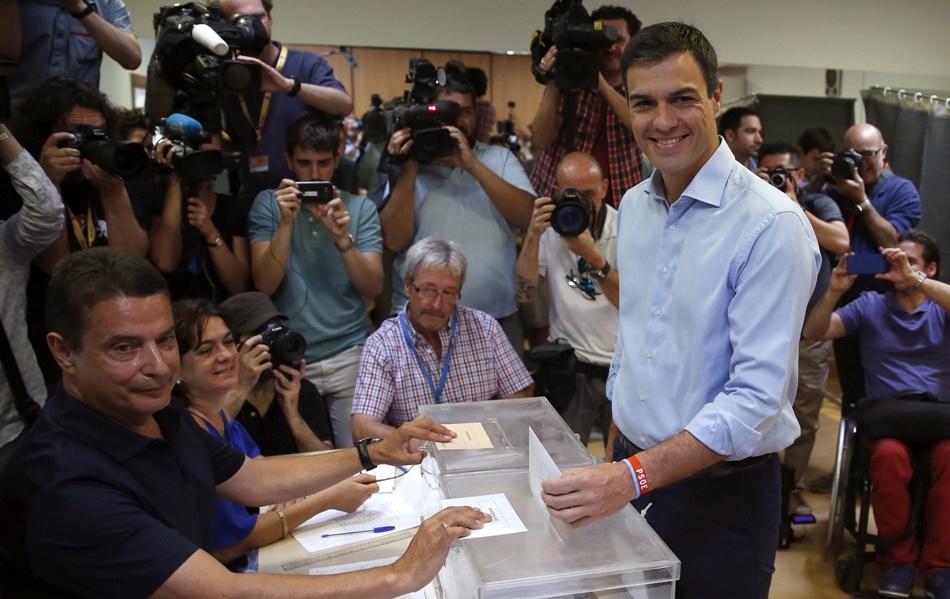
[{"left": 441, "top": 521, "right": 449, "bottom": 530}]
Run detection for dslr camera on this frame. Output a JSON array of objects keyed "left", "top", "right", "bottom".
[
  {"left": 60, "top": 125, "right": 148, "bottom": 178},
  {"left": 531, "top": 0, "right": 618, "bottom": 90},
  {"left": 550, "top": 188, "right": 591, "bottom": 237},
  {"left": 152, "top": 113, "right": 223, "bottom": 181},
  {"left": 766, "top": 166, "right": 792, "bottom": 190},
  {"left": 257, "top": 321, "right": 306, "bottom": 370},
  {"left": 388, "top": 58, "right": 460, "bottom": 164},
  {"left": 830, "top": 148, "right": 864, "bottom": 180}
]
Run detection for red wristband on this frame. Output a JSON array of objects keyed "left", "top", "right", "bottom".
[{"left": 626, "top": 455, "right": 650, "bottom": 496}]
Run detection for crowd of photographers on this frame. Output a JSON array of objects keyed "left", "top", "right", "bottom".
[{"left": 0, "top": 0, "right": 946, "bottom": 597}]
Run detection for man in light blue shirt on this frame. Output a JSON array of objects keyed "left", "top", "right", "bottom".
[{"left": 541, "top": 22, "right": 819, "bottom": 599}]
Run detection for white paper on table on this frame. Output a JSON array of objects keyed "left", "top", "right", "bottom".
[
  {"left": 292, "top": 493, "right": 421, "bottom": 554},
  {"left": 528, "top": 426, "right": 561, "bottom": 521},
  {"left": 439, "top": 492, "right": 527, "bottom": 539},
  {"left": 434, "top": 422, "right": 493, "bottom": 450}
]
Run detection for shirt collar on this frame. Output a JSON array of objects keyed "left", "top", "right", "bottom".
[
  {"left": 400, "top": 307, "right": 456, "bottom": 347},
  {"left": 644, "top": 137, "right": 734, "bottom": 208}
]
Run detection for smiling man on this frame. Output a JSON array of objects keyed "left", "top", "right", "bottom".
[
  {"left": 540, "top": 22, "right": 820, "bottom": 599},
  {"left": 351, "top": 237, "right": 533, "bottom": 439}
]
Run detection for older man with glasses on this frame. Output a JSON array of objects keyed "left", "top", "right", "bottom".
[{"left": 351, "top": 238, "right": 533, "bottom": 440}]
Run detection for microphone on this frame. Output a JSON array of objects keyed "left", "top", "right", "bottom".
[
  {"left": 191, "top": 23, "right": 228, "bottom": 57},
  {"left": 164, "top": 113, "right": 206, "bottom": 144}
]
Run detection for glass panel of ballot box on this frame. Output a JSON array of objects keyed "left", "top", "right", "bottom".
[{"left": 419, "top": 398, "right": 679, "bottom": 599}]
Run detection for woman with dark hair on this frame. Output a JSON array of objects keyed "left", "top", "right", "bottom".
[{"left": 171, "top": 298, "right": 377, "bottom": 571}]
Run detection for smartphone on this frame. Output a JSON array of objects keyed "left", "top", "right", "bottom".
[
  {"left": 846, "top": 254, "right": 888, "bottom": 276},
  {"left": 296, "top": 181, "right": 333, "bottom": 205}
]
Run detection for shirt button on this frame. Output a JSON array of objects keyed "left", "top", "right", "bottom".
[
  {"left": 311, "top": 231, "right": 317, "bottom": 236},
  {"left": 639, "top": 394, "right": 645, "bottom": 401},
  {"left": 646, "top": 352, "right": 652, "bottom": 359},
  {"left": 655, "top": 309, "right": 661, "bottom": 316},
  {"left": 663, "top": 266, "right": 669, "bottom": 273},
  {"left": 640, "top": 436, "right": 646, "bottom": 444},
  {"left": 308, "top": 216, "right": 313, "bottom": 222},
  {"left": 669, "top": 224, "right": 676, "bottom": 231}
]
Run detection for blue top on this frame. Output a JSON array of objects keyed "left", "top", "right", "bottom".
[
  {"left": 9, "top": 0, "right": 135, "bottom": 114},
  {"left": 838, "top": 291, "right": 950, "bottom": 401},
  {"left": 0, "top": 390, "right": 245, "bottom": 598},
  {"left": 390, "top": 143, "right": 536, "bottom": 319},
  {"left": 826, "top": 171, "right": 921, "bottom": 257},
  {"left": 248, "top": 190, "right": 382, "bottom": 361},
  {"left": 190, "top": 411, "right": 261, "bottom": 557},
  {"left": 221, "top": 44, "right": 346, "bottom": 204},
  {"left": 609, "top": 140, "right": 820, "bottom": 460}
]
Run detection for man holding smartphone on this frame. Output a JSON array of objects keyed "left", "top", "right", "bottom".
[{"left": 248, "top": 114, "right": 383, "bottom": 448}]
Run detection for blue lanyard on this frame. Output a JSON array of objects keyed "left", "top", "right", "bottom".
[{"left": 399, "top": 310, "right": 457, "bottom": 404}]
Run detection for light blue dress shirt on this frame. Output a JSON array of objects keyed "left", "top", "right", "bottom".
[{"left": 609, "top": 140, "right": 820, "bottom": 460}]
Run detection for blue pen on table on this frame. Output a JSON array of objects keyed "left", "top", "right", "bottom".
[
  {"left": 322, "top": 526, "right": 396, "bottom": 538},
  {"left": 397, "top": 466, "right": 410, "bottom": 474}
]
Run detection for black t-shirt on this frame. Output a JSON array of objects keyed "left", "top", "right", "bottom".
[{"left": 236, "top": 379, "right": 333, "bottom": 455}]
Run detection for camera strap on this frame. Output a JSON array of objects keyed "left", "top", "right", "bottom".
[
  {"left": 239, "top": 43, "right": 289, "bottom": 144},
  {"left": 65, "top": 204, "right": 95, "bottom": 249},
  {"left": 399, "top": 310, "right": 458, "bottom": 405}
]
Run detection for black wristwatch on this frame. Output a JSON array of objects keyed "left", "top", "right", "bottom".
[
  {"left": 355, "top": 437, "right": 381, "bottom": 471},
  {"left": 588, "top": 261, "right": 612, "bottom": 280}
]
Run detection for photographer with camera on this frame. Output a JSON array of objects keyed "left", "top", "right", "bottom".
[
  {"left": 382, "top": 76, "right": 535, "bottom": 356},
  {"left": 756, "top": 141, "right": 849, "bottom": 516},
  {"left": 515, "top": 151, "right": 618, "bottom": 447},
  {"left": 248, "top": 114, "right": 382, "bottom": 448},
  {"left": 530, "top": 4, "right": 642, "bottom": 209},
  {"left": 218, "top": 291, "right": 334, "bottom": 454},
  {"left": 218, "top": 0, "right": 353, "bottom": 206},
  {"left": 149, "top": 124, "right": 250, "bottom": 302},
  {"left": 7, "top": 0, "right": 141, "bottom": 116},
  {"left": 16, "top": 77, "right": 152, "bottom": 385}
]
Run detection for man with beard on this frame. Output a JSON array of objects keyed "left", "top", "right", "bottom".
[
  {"left": 381, "top": 77, "right": 536, "bottom": 356},
  {"left": 720, "top": 106, "right": 763, "bottom": 171},
  {"left": 530, "top": 5, "right": 643, "bottom": 208},
  {"left": 351, "top": 238, "right": 533, "bottom": 438},
  {"left": 218, "top": 0, "right": 353, "bottom": 207}
]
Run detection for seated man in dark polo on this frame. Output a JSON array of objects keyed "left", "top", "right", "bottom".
[{"left": 0, "top": 247, "right": 489, "bottom": 599}]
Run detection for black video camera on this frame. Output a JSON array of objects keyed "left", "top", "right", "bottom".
[
  {"left": 388, "top": 59, "right": 460, "bottom": 164},
  {"left": 531, "top": 0, "right": 617, "bottom": 90},
  {"left": 152, "top": 113, "right": 223, "bottom": 181},
  {"left": 60, "top": 125, "right": 148, "bottom": 178},
  {"left": 550, "top": 188, "right": 591, "bottom": 237},
  {"left": 830, "top": 148, "right": 864, "bottom": 180},
  {"left": 146, "top": 2, "right": 267, "bottom": 125},
  {"left": 257, "top": 321, "right": 306, "bottom": 370}
]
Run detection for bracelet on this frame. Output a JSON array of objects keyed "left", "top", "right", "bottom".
[
  {"left": 70, "top": 3, "right": 95, "bottom": 18},
  {"left": 206, "top": 236, "right": 224, "bottom": 248},
  {"left": 622, "top": 455, "right": 650, "bottom": 499},
  {"left": 287, "top": 76, "right": 302, "bottom": 97},
  {"left": 0, "top": 129, "right": 11, "bottom": 144},
  {"left": 913, "top": 270, "right": 927, "bottom": 290},
  {"left": 275, "top": 508, "right": 289, "bottom": 538},
  {"left": 336, "top": 233, "right": 356, "bottom": 253}
]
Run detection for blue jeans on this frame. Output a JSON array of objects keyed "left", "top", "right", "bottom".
[{"left": 614, "top": 439, "right": 781, "bottom": 599}]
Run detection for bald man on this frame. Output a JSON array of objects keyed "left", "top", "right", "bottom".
[{"left": 516, "top": 151, "right": 619, "bottom": 446}]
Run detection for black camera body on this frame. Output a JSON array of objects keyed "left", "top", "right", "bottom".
[
  {"left": 60, "top": 125, "right": 148, "bottom": 178},
  {"left": 830, "top": 148, "right": 864, "bottom": 180},
  {"left": 146, "top": 2, "right": 267, "bottom": 125},
  {"left": 257, "top": 321, "right": 306, "bottom": 370},
  {"left": 551, "top": 188, "right": 591, "bottom": 237},
  {"left": 532, "top": 0, "right": 617, "bottom": 90},
  {"left": 388, "top": 59, "right": 461, "bottom": 164},
  {"left": 152, "top": 114, "right": 224, "bottom": 181},
  {"left": 766, "top": 166, "right": 791, "bottom": 190}
]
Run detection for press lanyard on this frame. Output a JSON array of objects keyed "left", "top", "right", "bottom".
[
  {"left": 65, "top": 204, "right": 95, "bottom": 249},
  {"left": 239, "top": 43, "right": 289, "bottom": 143},
  {"left": 399, "top": 310, "right": 457, "bottom": 404}
]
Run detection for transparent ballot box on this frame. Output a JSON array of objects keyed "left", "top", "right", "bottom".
[
  {"left": 419, "top": 397, "right": 595, "bottom": 476},
  {"left": 436, "top": 471, "right": 679, "bottom": 599}
]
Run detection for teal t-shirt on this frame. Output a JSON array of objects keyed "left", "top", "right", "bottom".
[{"left": 248, "top": 190, "right": 382, "bottom": 361}]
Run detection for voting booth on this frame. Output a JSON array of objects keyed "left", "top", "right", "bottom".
[{"left": 420, "top": 398, "right": 680, "bottom": 599}]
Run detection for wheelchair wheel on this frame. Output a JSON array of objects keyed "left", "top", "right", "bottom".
[{"left": 828, "top": 415, "right": 856, "bottom": 553}]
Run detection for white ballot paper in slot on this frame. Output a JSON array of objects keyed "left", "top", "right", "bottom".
[
  {"left": 439, "top": 493, "right": 527, "bottom": 539},
  {"left": 529, "top": 426, "right": 561, "bottom": 521},
  {"left": 434, "top": 422, "right": 493, "bottom": 450}
]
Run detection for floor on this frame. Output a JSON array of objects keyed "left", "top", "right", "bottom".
[{"left": 585, "top": 365, "right": 910, "bottom": 598}]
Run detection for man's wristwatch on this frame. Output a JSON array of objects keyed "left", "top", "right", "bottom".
[
  {"left": 70, "top": 3, "right": 96, "bottom": 18},
  {"left": 588, "top": 261, "right": 612, "bottom": 280},
  {"left": 355, "top": 437, "right": 382, "bottom": 471},
  {"left": 855, "top": 199, "right": 872, "bottom": 213}
]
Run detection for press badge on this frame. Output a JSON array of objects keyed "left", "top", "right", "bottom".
[{"left": 248, "top": 153, "right": 269, "bottom": 173}]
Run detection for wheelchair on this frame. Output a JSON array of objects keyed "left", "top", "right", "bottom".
[{"left": 827, "top": 393, "right": 950, "bottom": 595}]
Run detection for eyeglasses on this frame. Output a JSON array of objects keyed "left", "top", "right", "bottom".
[
  {"left": 565, "top": 269, "right": 599, "bottom": 301},
  {"left": 857, "top": 147, "right": 884, "bottom": 160},
  {"left": 412, "top": 284, "right": 461, "bottom": 304}
]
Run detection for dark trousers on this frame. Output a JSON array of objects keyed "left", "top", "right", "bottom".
[{"left": 614, "top": 438, "right": 781, "bottom": 599}]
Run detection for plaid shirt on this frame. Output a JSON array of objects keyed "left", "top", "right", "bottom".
[
  {"left": 475, "top": 98, "right": 497, "bottom": 144},
  {"left": 352, "top": 306, "right": 533, "bottom": 427},
  {"left": 530, "top": 87, "right": 642, "bottom": 206}
]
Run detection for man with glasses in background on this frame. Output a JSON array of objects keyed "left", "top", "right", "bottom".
[
  {"left": 808, "top": 123, "right": 922, "bottom": 494},
  {"left": 515, "top": 151, "right": 618, "bottom": 448},
  {"left": 351, "top": 238, "right": 533, "bottom": 440}
]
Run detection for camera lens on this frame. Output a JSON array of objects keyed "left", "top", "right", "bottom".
[
  {"left": 552, "top": 204, "right": 587, "bottom": 237},
  {"left": 769, "top": 171, "right": 787, "bottom": 189}
]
